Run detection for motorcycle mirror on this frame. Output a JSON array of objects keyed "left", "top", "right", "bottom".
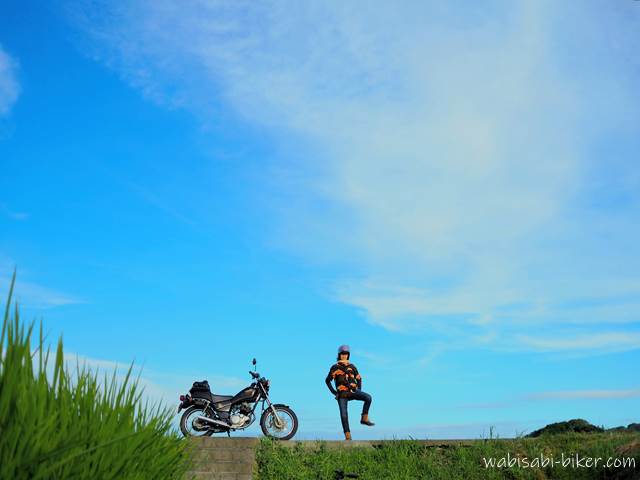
[{"left": 252, "top": 358, "right": 257, "bottom": 370}]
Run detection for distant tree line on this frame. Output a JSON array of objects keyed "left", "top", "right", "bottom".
[{"left": 528, "top": 418, "right": 640, "bottom": 437}]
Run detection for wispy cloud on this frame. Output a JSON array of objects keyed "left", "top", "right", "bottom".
[
  {"left": 55, "top": 353, "right": 176, "bottom": 407},
  {"left": 0, "top": 260, "right": 85, "bottom": 308},
  {"left": 353, "top": 349, "right": 392, "bottom": 367},
  {"left": 88, "top": 161, "right": 197, "bottom": 226},
  {"left": 69, "top": 1, "right": 640, "bottom": 352},
  {"left": 0, "top": 202, "right": 29, "bottom": 221},
  {"left": 0, "top": 44, "right": 20, "bottom": 116},
  {"left": 4, "top": 278, "right": 85, "bottom": 308},
  {"left": 462, "top": 387, "right": 640, "bottom": 409},
  {"left": 62, "top": 351, "right": 246, "bottom": 406},
  {"left": 525, "top": 388, "right": 640, "bottom": 401},
  {"left": 459, "top": 400, "right": 513, "bottom": 410},
  {"left": 516, "top": 331, "right": 640, "bottom": 353}
]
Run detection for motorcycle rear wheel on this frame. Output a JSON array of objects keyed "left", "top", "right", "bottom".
[{"left": 180, "top": 406, "right": 215, "bottom": 437}]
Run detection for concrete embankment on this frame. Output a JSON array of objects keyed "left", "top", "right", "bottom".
[
  {"left": 187, "top": 437, "right": 259, "bottom": 480},
  {"left": 185, "top": 437, "right": 479, "bottom": 479}
]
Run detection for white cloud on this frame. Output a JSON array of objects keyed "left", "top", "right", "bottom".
[
  {"left": 63, "top": 351, "right": 247, "bottom": 407},
  {"left": 70, "top": 1, "right": 640, "bottom": 352},
  {"left": 461, "top": 387, "right": 640, "bottom": 409},
  {"left": 0, "top": 276, "right": 85, "bottom": 308},
  {"left": 515, "top": 332, "right": 640, "bottom": 353},
  {"left": 0, "top": 263, "right": 85, "bottom": 309},
  {"left": 525, "top": 388, "right": 640, "bottom": 401},
  {"left": 0, "top": 45, "right": 19, "bottom": 116}
]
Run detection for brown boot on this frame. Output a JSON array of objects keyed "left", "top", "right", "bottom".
[
  {"left": 360, "top": 414, "right": 375, "bottom": 426},
  {"left": 344, "top": 431, "right": 352, "bottom": 441}
]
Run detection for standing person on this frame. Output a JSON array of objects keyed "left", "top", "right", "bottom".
[{"left": 325, "top": 345, "right": 375, "bottom": 441}]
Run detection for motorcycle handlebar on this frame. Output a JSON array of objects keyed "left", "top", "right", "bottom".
[{"left": 249, "top": 371, "right": 260, "bottom": 378}]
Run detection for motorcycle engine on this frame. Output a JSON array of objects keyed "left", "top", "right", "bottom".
[
  {"left": 230, "top": 413, "right": 249, "bottom": 427},
  {"left": 230, "top": 403, "right": 252, "bottom": 427}
]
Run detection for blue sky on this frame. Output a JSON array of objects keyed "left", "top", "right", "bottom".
[{"left": 1, "top": 0, "right": 639, "bottom": 439}]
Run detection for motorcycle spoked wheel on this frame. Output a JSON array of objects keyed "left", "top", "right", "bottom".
[
  {"left": 180, "top": 405, "right": 219, "bottom": 437},
  {"left": 260, "top": 404, "right": 298, "bottom": 440}
]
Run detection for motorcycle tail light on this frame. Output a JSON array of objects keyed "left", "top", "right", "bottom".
[{"left": 179, "top": 395, "right": 185, "bottom": 401}]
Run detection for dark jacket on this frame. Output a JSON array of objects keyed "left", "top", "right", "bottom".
[{"left": 325, "top": 361, "right": 362, "bottom": 396}]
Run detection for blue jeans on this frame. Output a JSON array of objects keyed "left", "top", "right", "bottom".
[{"left": 337, "top": 390, "right": 372, "bottom": 433}]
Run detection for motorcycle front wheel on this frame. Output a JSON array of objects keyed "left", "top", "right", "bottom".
[
  {"left": 180, "top": 406, "right": 214, "bottom": 437},
  {"left": 260, "top": 404, "right": 298, "bottom": 440}
]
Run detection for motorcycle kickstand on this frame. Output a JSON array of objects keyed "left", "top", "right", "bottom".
[{"left": 227, "top": 431, "right": 231, "bottom": 438}]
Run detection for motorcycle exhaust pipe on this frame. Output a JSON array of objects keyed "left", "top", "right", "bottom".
[{"left": 196, "top": 416, "right": 232, "bottom": 428}]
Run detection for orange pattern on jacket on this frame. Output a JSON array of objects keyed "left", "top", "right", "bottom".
[{"left": 325, "top": 361, "right": 363, "bottom": 396}]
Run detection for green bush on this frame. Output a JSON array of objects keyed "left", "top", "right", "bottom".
[
  {"left": 527, "top": 419, "right": 604, "bottom": 437},
  {"left": 0, "top": 273, "right": 193, "bottom": 479}
]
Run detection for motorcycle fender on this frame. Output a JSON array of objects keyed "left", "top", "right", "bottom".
[
  {"left": 270, "top": 403, "right": 290, "bottom": 409},
  {"left": 177, "top": 399, "right": 193, "bottom": 412}
]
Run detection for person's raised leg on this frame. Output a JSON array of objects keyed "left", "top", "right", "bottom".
[{"left": 350, "top": 391, "right": 374, "bottom": 426}]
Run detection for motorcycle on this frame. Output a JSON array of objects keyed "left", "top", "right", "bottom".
[{"left": 177, "top": 358, "right": 298, "bottom": 440}]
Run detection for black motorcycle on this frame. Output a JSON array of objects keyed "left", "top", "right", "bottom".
[{"left": 177, "top": 359, "right": 298, "bottom": 440}]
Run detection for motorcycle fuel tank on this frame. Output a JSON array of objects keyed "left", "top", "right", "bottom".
[
  {"left": 214, "top": 387, "right": 258, "bottom": 411},
  {"left": 232, "top": 387, "right": 259, "bottom": 403}
]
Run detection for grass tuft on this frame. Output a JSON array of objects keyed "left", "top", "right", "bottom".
[{"left": 0, "top": 272, "right": 193, "bottom": 479}]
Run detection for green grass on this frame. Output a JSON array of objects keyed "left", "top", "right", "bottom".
[
  {"left": 255, "top": 432, "right": 640, "bottom": 479},
  {"left": 0, "top": 272, "right": 193, "bottom": 479}
]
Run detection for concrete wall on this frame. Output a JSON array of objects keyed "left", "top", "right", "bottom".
[{"left": 186, "top": 437, "right": 258, "bottom": 480}]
